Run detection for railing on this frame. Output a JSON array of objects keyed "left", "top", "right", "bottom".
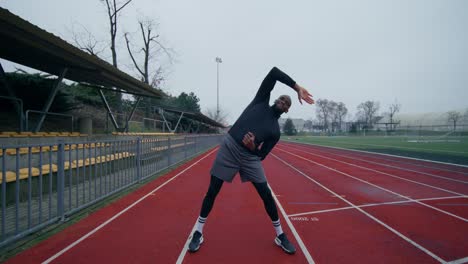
[
  {"left": 143, "top": 118, "right": 168, "bottom": 132},
  {"left": 25, "top": 110, "right": 74, "bottom": 132},
  {"left": 0, "top": 134, "right": 222, "bottom": 248}
]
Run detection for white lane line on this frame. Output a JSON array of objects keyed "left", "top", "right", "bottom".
[
  {"left": 269, "top": 184, "right": 315, "bottom": 264},
  {"left": 281, "top": 140, "right": 468, "bottom": 169},
  {"left": 276, "top": 148, "right": 468, "bottom": 223},
  {"left": 176, "top": 218, "right": 199, "bottom": 264},
  {"left": 286, "top": 140, "right": 468, "bottom": 155},
  {"left": 272, "top": 153, "right": 447, "bottom": 264},
  {"left": 42, "top": 148, "right": 218, "bottom": 264},
  {"left": 288, "top": 196, "right": 465, "bottom": 217},
  {"left": 288, "top": 141, "right": 468, "bottom": 176},
  {"left": 284, "top": 143, "right": 468, "bottom": 184},
  {"left": 281, "top": 144, "right": 467, "bottom": 194},
  {"left": 175, "top": 186, "right": 316, "bottom": 264},
  {"left": 447, "top": 256, "right": 468, "bottom": 264}
]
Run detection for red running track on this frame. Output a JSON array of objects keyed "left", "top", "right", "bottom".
[{"left": 5, "top": 141, "right": 468, "bottom": 264}]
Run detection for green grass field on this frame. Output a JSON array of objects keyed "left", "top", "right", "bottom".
[{"left": 282, "top": 135, "right": 468, "bottom": 166}]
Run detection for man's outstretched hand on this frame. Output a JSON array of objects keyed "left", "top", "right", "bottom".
[
  {"left": 242, "top": 132, "right": 256, "bottom": 151},
  {"left": 295, "top": 84, "right": 314, "bottom": 105}
]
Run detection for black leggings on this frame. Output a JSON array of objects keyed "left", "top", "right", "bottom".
[{"left": 199, "top": 175, "right": 279, "bottom": 222}]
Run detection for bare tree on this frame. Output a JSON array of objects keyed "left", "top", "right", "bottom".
[
  {"left": 335, "top": 102, "right": 348, "bottom": 132},
  {"left": 328, "top": 101, "right": 341, "bottom": 132},
  {"left": 124, "top": 19, "right": 173, "bottom": 86},
  {"left": 303, "top": 119, "right": 313, "bottom": 132},
  {"left": 357, "top": 100, "right": 380, "bottom": 128},
  {"left": 68, "top": 23, "right": 106, "bottom": 56},
  {"left": 205, "top": 107, "right": 229, "bottom": 125},
  {"left": 447, "top": 111, "right": 462, "bottom": 131},
  {"left": 100, "top": 0, "right": 132, "bottom": 128},
  {"left": 316, "top": 99, "right": 333, "bottom": 131},
  {"left": 388, "top": 101, "right": 401, "bottom": 130},
  {"left": 102, "top": 0, "right": 132, "bottom": 68}
]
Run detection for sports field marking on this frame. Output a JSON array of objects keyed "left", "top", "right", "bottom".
[
  {"left": 277, "top": 148, "right": 468, "bottom": 223},
  {"left": 282, "top": 140, "right": 468, "bottom": 169},
  {"left": 269, "top": 185, "right": 316, "bottom": 264},
  {"left": 272, "top": 153, "right": 447, "bottom": 263},
  {"left": 176, "top": 218, "right": 199, "bottom": 264},
  {"left": 42, "top": 148, "right": 218, "bottom": 264},
  {"left": 286, "top": 143, "right": 468, "bottom": 184},
  {"left": 279, "top": 146, "right": 466, "bottom": 196},
  {"left": 438, "top": 204, "right": 468, "bottom": 206},
  {"left": 290, "top": 142, "right": 468, "bottom": 176},
  {"left": 299, "top": 140, "right": 468, "bottom": 155},
  {"left": 447, "top": 256, "right": 468, "bottom": 264},
  {"left": 288, "top": 195, "right": 465, "bottom": 217},
  {"left": 176, "top": 185, "right": 316, "bottom": 264},
  {"left": 288, "top": 202, "right": 339, "bottom": 205}
]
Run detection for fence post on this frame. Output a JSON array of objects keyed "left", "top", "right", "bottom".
[
  {"left": 184, "top": 136, "right": 187, "bottom": 160},
  {"left": 57, "top": 140, "right": 65, "bottom": 221},
  {"left": 136, "top": 137, "right": 141, "bottom": 182},
  {"left": 167, "top": 136, "right": 172, "bottom": 167}
]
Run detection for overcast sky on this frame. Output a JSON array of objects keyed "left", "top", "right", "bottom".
[{"left": 1, "top": 0, "right": 467, "bottom": 124}]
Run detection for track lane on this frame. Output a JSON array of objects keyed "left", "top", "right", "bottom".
[
  {"left": 279, "top": 143, "right": 468, "bottom": 218},
  {"left": 278, "top": 144, "right": 465, "bottom": 199},
  {"left": 5, "top": 148, "right": 219, "bottom": 264},
  {"left": 266, "top": 154, "right": 440, "bottom": 263},
  {"left": 273, "top": 147, "right": 468, "bottom": 262},
  {"left": 282, "top": 142, "right": 468, "bottom": 186},
  {"left": 282, "top": 141, "right": 468, "bottom": 177},
  {"left": 182, "top": 176, "right": 309, "bottom": 264}
]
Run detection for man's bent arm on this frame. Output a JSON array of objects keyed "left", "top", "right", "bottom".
[{"left": 257, "top": 137, "right": 280, "bottom": 160}]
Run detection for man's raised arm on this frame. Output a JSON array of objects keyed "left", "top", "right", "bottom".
[
  {"left": 252, "top": 67, "right": 314, "bottom": 105},
  {"left": 251, "top": 67, "right": 297, "bottom": 104}
]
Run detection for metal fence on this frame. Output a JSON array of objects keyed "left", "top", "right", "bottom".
[{"left": 0, "top": 134, "right": 222, "bottom": 248}]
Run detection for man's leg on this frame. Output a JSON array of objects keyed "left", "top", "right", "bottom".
[
  {"left": 189, "top": 175, "right": 224, "bottom": 252},
  {"left": 252, "top": 181, "right": 296, "bottom": 254},
  {"left": 197, "top": 175, "right": 224, "bottom": 231},
  {"left": 251, "top": 182, "right": 281, "bottom": 233}
]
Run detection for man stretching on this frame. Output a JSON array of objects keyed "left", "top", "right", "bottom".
[{"left": 189, "top": 66, "right": 314, "bottom": 254}]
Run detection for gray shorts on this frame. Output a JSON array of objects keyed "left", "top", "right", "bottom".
[{"left": 210, "top": 134, "right": 266, "bottom": 183}]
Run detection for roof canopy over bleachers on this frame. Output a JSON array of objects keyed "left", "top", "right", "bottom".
[
  {"left": 0, "top": 8, "right": 164, "bottom": 98},
  {"left": 0, "top": 8, "right": 225, "bottom": 132},
  {"left": 160, "top": 107, "right": 225, "bottom": 129}
]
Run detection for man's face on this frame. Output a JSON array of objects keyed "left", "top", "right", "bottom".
[{"left": 274, "top": 95, "right": 291, "bottom": 113}]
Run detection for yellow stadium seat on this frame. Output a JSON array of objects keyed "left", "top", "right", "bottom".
[
  {"left": 72, "top": 160, "right": 85, "bottom": 168},
  {"left": 30, "top": 132, "right": 48, "bottom": 137},
  {"left": 6, "top": 148, "right": 30, "bottom": 155},
  {"left": 0, "top": 171, "right": 16, "bottom": 183},
  {"left": 85, "top": 158, "right": 96, "bottom": 165},
  {"left": 1, "top": 131, "right": 18, "bottom": 135},
  {"left": 19, "top": 167, "right": 40, "bottom": 178},
  {"left": 40, "top": 164, "right": 58, "bottom": 174}
]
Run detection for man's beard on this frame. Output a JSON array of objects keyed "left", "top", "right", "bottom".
[{"left": 272, "top": 104, "right": 284, "bottom": 116}]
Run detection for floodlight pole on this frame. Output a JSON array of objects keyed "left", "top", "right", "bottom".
[{"left": 215, "top": 57, "right": 222, "bottom": 117}]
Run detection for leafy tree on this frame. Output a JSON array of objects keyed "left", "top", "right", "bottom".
[
  {"left": 1, "top": 73, "right": 73, "bottom": 112},
  {"left": 176, "top": 92, "right": 200, "bottom": 112},
  {"left": 283, "top": 118, "right": 296, "bottom": 135}
]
